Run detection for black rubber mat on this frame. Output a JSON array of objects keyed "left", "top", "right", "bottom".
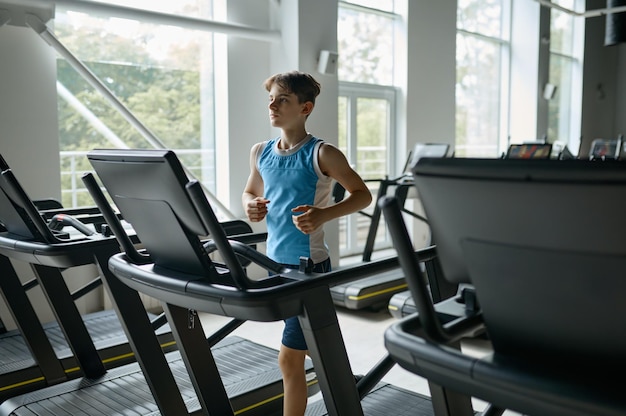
[
  {"left": 0, "top": 309, "right": 169, "bottom": 374},
  {"left": 0, "top": 336, "right": 310, "bottom": 416},
  {"left": 305, "top": 383, "right": 434, "bottom": 416}
]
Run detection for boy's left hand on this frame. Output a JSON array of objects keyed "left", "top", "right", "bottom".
[{"left": 291, "top": 205, "right": 324, "bottom": 234}]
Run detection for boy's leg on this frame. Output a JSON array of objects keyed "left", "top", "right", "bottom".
[
  {"left": 279, "top": 258, "right": 330, "bottom": 415},
  {"left": 279, "top": 344, "right": 308, "bottom": 416}
]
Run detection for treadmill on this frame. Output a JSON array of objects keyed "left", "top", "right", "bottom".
[
  {"left": 82, "top": 148, "right": 456, "bottom": 415},
  {"left": 0, "top": 163, "right": 175, "bottom": 400},
  {"left": 331, "top": 143, "right": 453, "bottom": 311},
  {"left": 386, "top": 143, "right": 559, "bottom": 319},
  {"left": 379, "top": 157, "right": 626, "bottom": 415},
  {"left": 0, "top": 163, "right": 314, "bottom": 415},
  {"left": 387, "top": 254, "right": 455, "bottom": 319}
]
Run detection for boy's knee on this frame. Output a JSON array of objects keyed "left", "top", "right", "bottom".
[{"left": 278, "top": 346, "right": 306, "bottom": 375}]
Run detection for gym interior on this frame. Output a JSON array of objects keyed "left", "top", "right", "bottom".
[{"left": 1, "top": 1, "right": 625, "bottom": 415}]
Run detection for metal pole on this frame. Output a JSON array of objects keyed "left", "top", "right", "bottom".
[
  {"left": 27, "top": 13, "right": 165, "bottom": 150},
  {"left": 533, "top": 0, "right": 626, "bottom": 18},
  {"left": 57, "top": 81, "right": 129, "bottom": 149}
]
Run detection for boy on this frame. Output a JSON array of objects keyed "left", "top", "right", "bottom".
[{"left": 242, "top": 71, "right": 372, "bottom": 416}]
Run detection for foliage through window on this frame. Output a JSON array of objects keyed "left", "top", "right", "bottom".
[
  {"left": 338, "top": 2, "right": 395, "bottom": 86},
  {"left": 55, "top": 1, "right": 216, "bottom": 207},
  {"left": 456, "top": 0, "right": 507, "bottom": 158},
  {"left": 548, "top": 0, "right": 581, "bottom": 146}
]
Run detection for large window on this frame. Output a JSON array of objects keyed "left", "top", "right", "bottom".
[
  {"left": 456, "top": 0, "right": 509, "bottom": 157},
  {"left": 338, "top": 1, "right": 399, "bottom": 257},
  {"left": 55, "top": 1, "right": 217, "bottom": 207},
  {"left": 548, "top": 0, "right": 583, "bottom": 149},
  {"left": 338, "top": 85, "right": 395, "bottom": 255}
]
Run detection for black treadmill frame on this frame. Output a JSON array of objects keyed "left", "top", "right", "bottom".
[
  {"left": 0, "top": 162, "right": 174, "bottom": 400},
  {"left": 381, "top": 157, "right": 626, "bottom": 416},
  {"left": 87, "top": 148, "right": 432, "bottom": 415}
]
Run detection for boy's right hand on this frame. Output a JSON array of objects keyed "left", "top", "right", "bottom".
[{"left": 245, "top": 197, "right": 270, "bottom": 222}]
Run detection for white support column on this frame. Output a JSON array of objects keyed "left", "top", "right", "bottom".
[{"left": 281, "top": 1, "right": 340, "bottom": 262}]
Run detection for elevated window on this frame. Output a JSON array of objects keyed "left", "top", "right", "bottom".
[
  {"left": 55, "top": 1, "right": 217, "bottom": 207},
  {"left": 456, "top": 0, "right": 510, "bottom": 157}
]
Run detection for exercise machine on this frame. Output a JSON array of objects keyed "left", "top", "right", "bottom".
[
  {"left": 331, "top": 143, "right": 452, "bottom": 311},
  {"left": 388, "top": 141, "right": 558, "bottom": 318},
  {"left": 80, "top": 148, "right": 470, "bottom": 415},
  {"left": 0, "top": 160, "right": 174, "bottom": 400},
  {"left": 0, "top": 160, "right": 310, "bottom": 414},
  {"left": 380, "top": 157, "right": 626, "bottom": 415}
]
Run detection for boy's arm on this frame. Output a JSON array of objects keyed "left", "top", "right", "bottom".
[
  {"left": 292, "top": 143, "right": 372, "bottom": 235},
  {"left": 242, "top": 143, "right": 269, "bottom": 222},
  {"left": 318, "top": 143, "right": 372, "bottom": 219}
]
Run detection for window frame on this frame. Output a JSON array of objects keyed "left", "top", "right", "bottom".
[{"left": 339, "top": 81, "right": 397, "bottom": 256}]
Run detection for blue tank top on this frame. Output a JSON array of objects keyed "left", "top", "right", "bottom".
[{"left": 256, "top": 134, "right": 332, "bottom": 264}]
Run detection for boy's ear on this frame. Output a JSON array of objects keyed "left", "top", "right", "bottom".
[{"left": 301, "top": 101, "right": 314, "bottom": 116}]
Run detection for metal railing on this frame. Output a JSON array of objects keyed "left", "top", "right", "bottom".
[
  {"left": 60, "top": 149, "right": 215, "bottom": 208},
  {"left": 61, "top": 146, "right": 392, "bottom": 257}
]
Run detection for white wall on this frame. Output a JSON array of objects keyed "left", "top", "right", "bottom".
[
  {"left": 0, "top": 18, "right": 75, "bottom": 328},
  {"left": 219, "top": 0, "right": 273, "bottom": 215},
  {"left": 404, "top": 1, "right": 456, "bottom": 151},
  {"left": 580, "top": 0, "right": 621, "bottom": 155},
  {"left": 509, "top": 0, "right": 541, "bottom": 143},
  {"left": 0, "top": 24, "right": 61, "bottom": 199},
  {"left": 403, "top": 1, "right": 457, "bottom": 246}
]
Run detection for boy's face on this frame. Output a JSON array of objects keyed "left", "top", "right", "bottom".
[{"left": 267, "top": 83, "right": 311, "bottom": 129}]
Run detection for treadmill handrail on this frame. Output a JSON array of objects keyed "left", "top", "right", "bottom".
[
  {"left": 1, "top": 169, "right": 63, "bottom": 244},
  {"left": 186, "top": 180, "right": 252, "bottom": 290},
  {"left": 379, "top": 195, "right": 479, "bottom": 344},
  {"left": 203, "top": 238, "right": 286, "bottom": 275},
  {"left": 82, "top": 172, "right": 152, "bottom": 265}
]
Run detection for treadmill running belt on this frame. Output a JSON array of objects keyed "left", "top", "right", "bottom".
[
  {"left": 305, "top": 383, "right": 434, "bottom": 416},
  {"left": 0, "top": 336, "right": 314, "bottom": 416},
  {"left": 0, "top": 310, "right": 160, "bottom": 367},
  {"left": 0, "top": 309, "right": 173, "bottom": 399}
]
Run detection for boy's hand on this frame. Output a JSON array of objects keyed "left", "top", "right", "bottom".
[
  {"left": 246, "top": 197, "right": 270, "bottom": 222},
  {"left": 291, "top": 205, "right": 325, "bottom": 234}
]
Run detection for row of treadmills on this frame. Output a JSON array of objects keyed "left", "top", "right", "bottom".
[
  {"left": 1, "top": 148, "right": 625, "bottom": 415},
  {"left": 331, "top": 143, "right": 455, "bottom": 315}
]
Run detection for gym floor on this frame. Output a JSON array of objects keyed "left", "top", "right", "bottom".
[{"left": 199, "top": 302, "right": 523, "bottom": 415}]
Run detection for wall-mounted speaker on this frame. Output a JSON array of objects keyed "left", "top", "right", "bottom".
[
  {"left": 543, "top": 83, "right": 557, "bottom": 100},
  {"left": 317, "top": 50, "right": 339, "bottom": 75}
]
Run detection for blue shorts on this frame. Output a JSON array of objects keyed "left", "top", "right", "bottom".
[{"left": 281, "top": 258, "right": 332, "bottom": 351}]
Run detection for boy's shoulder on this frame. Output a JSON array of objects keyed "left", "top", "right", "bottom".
[{"left": 252, "top": 139, "right": 272, "bottom": 149}]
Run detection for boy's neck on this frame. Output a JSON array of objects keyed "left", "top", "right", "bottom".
[{"left": 279, "top": 129, "right": 309, "bottom": 150}]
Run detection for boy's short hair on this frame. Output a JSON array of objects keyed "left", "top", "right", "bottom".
[{"left": 264, "top": 71, "right": 321, "bottom": 104}]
